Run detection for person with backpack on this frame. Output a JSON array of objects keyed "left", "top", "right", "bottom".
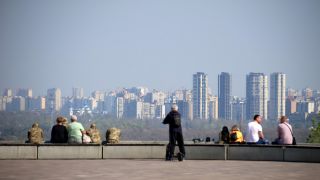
[
  {"left": 229, "top": 125, "right": 244, "bottom": 144},
  {"left": 163, "top": 104, "right": 185, "bottom": 161}
]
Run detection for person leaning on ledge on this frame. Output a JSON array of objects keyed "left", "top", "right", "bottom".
[
  {"left": 50, "top": 116, "right": 68, "bottom": 143},
  {"left": 67, "top": 115, "right": 86, "bottom": 144}
]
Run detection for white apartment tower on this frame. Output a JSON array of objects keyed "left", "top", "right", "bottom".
[
  {"left": 269, "top": 73, "right": 286, "bottom": 120},
  {"left": 193, "top": 72, "right": 209, "bottom": 120}
]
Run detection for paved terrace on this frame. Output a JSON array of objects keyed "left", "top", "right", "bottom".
[{"left": 0, "top": 159, "right": 319, "bottom": 180}]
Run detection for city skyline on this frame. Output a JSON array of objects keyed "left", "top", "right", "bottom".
[
  {"left": 1, "top": 71, "right": 319, "bottom": 122},
  {"left": 0, "top": 71, "right": 318, "bottom": 98},
  {"left": 1, "top": 0, "right": 320, "bottom": 97}
]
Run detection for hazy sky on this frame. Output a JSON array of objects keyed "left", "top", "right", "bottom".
[{"left": 1, "top": 0, "right": 320, "bottom": 97}]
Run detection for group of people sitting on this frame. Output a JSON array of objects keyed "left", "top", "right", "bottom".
[
  {"left": 219, "top": 114, "right": 295, "bottom": 145},
  {"left": 27, "top": 115, "right": 120, "bottom": 144}
]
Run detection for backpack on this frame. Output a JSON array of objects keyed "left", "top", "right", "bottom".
[
  {"left": 172, "top": 113, "right": 181, "bottom": 127},
  {"left": 230, "top": 132, "right": 238, "bottom": 142}
]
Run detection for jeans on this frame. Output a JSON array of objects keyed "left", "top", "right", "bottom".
[{"left": 68, "top": 136, "right": 82, "bottom": 144}]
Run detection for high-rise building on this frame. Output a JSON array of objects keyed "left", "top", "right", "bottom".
[
  {"left": 193, "top": 72, "right": 209, "bottom": 120},
  {"left": 155, "top": 104, "right": 166, "bottom": 119},
  {"left": 3, "top": 88, "right": 13, "bottom": 97},
  {"left": 246, "top": 73, "right": 268, "bottom": 120},
  {"left": 231, "top": 97, "right": 246, "bottom": 121},
  {"left": 209, "top": 96, "right": 218, "bottom": 120},
  {"left": 218, "top": 72, "right": 232, "bottom": 120},
  {"left": 113, "top": 97, "right": 124, "bottom": 119},
  {"left": 16, "top": 88, "right": 32, "bottom": 98},
  {"left": 285, "top": 98, "right": 297, "bottom": 115},
  {"left": 46, "top": 88, "right": 62, "bottom": 112},
  {"left": 72, "top": 87, "right": 84, "bottom": 99},
  {"left": 30, "top": 96, "right": 46, "bottom": 111},
  {"left": 297, "top": 101, "right": 314, "bottom": 114},
  {"left": 269, "top": 73, "right": 286, "bottom": 120},
  {"left": 302, "top": 88, "right": 313, "bottom": 100},
  {"left": 11, "top": 96, "right": 26, "bottom": 111},
  {"left": 177, "top": 100, "right": 193, "bottom": 121}
]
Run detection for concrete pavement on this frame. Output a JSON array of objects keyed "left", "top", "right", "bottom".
[{"left": 0, "top": 160, "right": 319, "bottom": 180}]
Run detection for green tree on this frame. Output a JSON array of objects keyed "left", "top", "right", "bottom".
[{"left": 307, "top": 113, "right": 320, "bottom": 143}]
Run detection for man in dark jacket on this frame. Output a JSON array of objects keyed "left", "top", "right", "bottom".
[{"left": 163, "top": 104, "right": 185, "bottom": 161}]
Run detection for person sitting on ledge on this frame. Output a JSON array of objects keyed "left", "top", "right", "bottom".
[
  {"left": 229, "top": 125, "right": 244, "bottom": 144},
  {"left": 50, "top": 116, "right": 68, "bottom": 143},
  {"left": 219, "top": 126, "right": 230, "bottom": 144},
  {"left": 67, "top": 115, "right": 86, "bottom": 144},
  {"left": 27, "top": 122, "right": 44, "bottom": 144},
  {"left": 246, "top": 115, "right": 269, "bottom": 144},
  {"left": 106, "top": 128, "right": 121, "bottom": 144},
  {"left": 87, "top": 123, "right": 101, "bottom": 144},
  {"left": 62, "top": 117, "right": 68, "bottom": 127},
  {"left": 272, "top": 116, "right": 295, "bottom": 145}
]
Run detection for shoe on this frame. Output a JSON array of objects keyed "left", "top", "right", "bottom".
[{"left": 177, "top": 153, "right": 184, "bottom": 162}]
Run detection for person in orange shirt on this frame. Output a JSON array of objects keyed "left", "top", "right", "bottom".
[{"left": 229, "top": 125, "right": 244, "bottom": 144}]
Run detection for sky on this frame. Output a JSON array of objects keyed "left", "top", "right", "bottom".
[{"left": 0, "top": 0, "right": 320, "bottom": 97}]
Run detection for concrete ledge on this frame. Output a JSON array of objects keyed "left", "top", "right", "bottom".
[
  {"left": 185, "top": 145, "right": 226, "bottom": 160},
  {"left": 1, "top": 143, "right": 320, "bottom": 162},
  {"left": 228, "top": 145, "right": 284, "bottom": 161},
  {"left": 284, "top": 146, "right": 320, "bottom": 163},
  {"left": 103, "top": 145, "right": 165, "bottom": 159},
  {"left": 38, "top": 145, "right": 102, "bottom": 159},
  {"left": 0, "top": 145, "right": 37, "bottom": 160}
]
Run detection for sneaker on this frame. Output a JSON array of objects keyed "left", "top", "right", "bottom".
[{"left": 177, "top": 153, "right": 184, "bottom": 162}]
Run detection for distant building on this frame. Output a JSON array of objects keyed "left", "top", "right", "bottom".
[
  {"left": 285, "top": 98, "right": 297, "bottom": 116},
  {"left": 302, "top": 88, "right": 313, "bottom": 100},
  {"left": 113, "top": 97, "right": 124, "bottom": 119},
  {"left": 286, "top": 88, "right": 298, "bottom": 99},
  {"left": 72, "top": 87, "right": 84, "bottom": 99},
  {"left": 209, "top": 96, "right": 218, "bottom": 120},
  {"left": 16, "top": 88, "right": 32, "bottom": 98},
  {"left": 218, "top": 72, "right": 232, "bottom": 120},
  {"left": 231, "top": 97, "right": 246, "bottom": 121},
  {"left": 144, "top": 90, "right": 166, "bottom": 105},
  {"left": 125, "top": 100, "right": 143, "bottom": 119},
  {"left": 297, "top": 101, "right": 314, "bottom": 114},
  {"left": 0, "top": 96, "right": 12, "bottom": 111},
  {"left": 11, "top": 96, "right": 26, "bottom": 111},
  {"left": 3, "top": 88, "right": 13, "bottom": 97},
  {"left": 177, "top": 100, "right": 193, "bottom": 121},
  {"left": 269, "top": 73, "right": 286, "bottom": 120},
  {"left": 246, "top": 73, "right": 268, "bottom": 120},
  {"left": 46, "top": 88, "right": 62, "bottom": 112},
  {"left": 193, "top": 72, "right": 209, "bottom": 120},
  {"left": 104, "top": 93, "right": 116, "bottom": 115},
  {"left": 155, "top": 104, "right": 166, "bottom": 119},
  {"left": 91, "top": 90, "right": 105, "bottom": 101}
]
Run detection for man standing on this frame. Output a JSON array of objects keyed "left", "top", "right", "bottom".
[
  {"left": 246, "top": 114, "right": 268, "bottom": 144},
  {"left": 163, "top": 104, "right": 185, "bottom": 161},
  {"left": 67, "top": 115, "right": 86, "bottom": 144}
]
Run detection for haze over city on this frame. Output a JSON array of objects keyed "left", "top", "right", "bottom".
[{"left": 1, "top": 0, "right": 320, "bottom": 97}]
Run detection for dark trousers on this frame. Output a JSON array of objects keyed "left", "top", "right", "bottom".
[{"left": 169, "top": 131, "right": 185, "bottom": 158}]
